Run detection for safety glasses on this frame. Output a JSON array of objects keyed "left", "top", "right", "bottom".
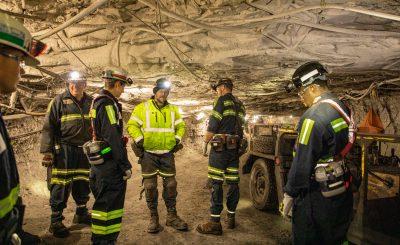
[
  {"left": 298, "top": 84, "right": 320, "bottom": 98},
  {"left": 70, "top": 81, "right": 87, "bottom": 88},
  {"left": 0, "top": 50, "right": 24, "bottom": 63},
  {"left": 297, "top": 85, "right": 310, "bottom": 98}
]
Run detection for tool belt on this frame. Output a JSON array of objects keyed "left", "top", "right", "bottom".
[
  {"left": 210, "top": 134, "right": 240, "bottom": 151},
  {"left": 314, "top": 160, "right": 349, "bottom": 198},
  {"left": 83, "top": 140, "right": 111, "bottom": 165}
]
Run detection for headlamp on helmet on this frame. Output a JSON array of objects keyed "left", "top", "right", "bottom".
[
  {"left": 102, "top": 68, "right": 133, "bottom": 86},
  {"left": 67, "top": 71, "right": 86, "bottom": 83},
  {"left": 288, "top": 61, "right": 328, "bottom": 93},
  {"left": 155, "top": 78, "right": 171, "bottom": 90}
]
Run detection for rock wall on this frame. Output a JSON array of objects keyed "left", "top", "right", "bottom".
[
  {"left": 5, "top": 114, "right": 48, "bottom": 198},
  {"left": 182, "top": 117, "right": 208, "bottom": 154}
]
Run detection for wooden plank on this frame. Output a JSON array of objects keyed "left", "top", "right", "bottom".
[{"left": 3, "top": 114, "right": 33, "bottom": 121}]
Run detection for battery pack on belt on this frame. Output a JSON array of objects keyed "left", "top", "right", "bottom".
[
  {"left": 314, "top": 161, "right": 346, "bottom": 198},
  {"left": 83, "top": 140, "right": 111, "bottom": 165}
]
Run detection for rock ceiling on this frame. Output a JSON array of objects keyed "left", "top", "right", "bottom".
[{"left": 1, "top": 0, "right": 400, "bottom": 116}]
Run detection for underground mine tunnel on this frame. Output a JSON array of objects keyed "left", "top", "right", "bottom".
[{"left": 0, "top": 0, "right": 400, "bottom": 244}]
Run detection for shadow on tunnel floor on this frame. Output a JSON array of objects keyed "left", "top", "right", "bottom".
[{"left": 365, "top": 196, "right": 400, "bottom": 238}]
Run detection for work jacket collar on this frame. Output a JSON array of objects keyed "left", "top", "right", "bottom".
[
  {"left": 221, "top": 92, "right": 233, "bottom": 98},
  {"left": 312, "top": 91, "right": 334, "bottom": 105},
  {"left": 150, "top": 98, "right": 169, "bottom": 110},
  {"left": 100, "top": 89, "right": 119, "bottom": 103}
]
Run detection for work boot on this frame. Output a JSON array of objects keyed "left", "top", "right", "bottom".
[
  {"left": 73, "top": 205, "right": 91, "bottom": 225},
  {"left": 147, "top": 213, "right": 163, "bottom": 233},
  {"left": 226, "top": 213, "right": 236, "bottom": 229},
  {"left": 73, "top": 213, "right": 91, "bottom": 225},
  {"left": 166, "top": 211, "right": 188, "bottom": 231},
  {"left": 49, "top": 221, "right": 70, "bottom": 238},
  {"left": 18, "top": 230, "right": 41, "bottom": 244},
  {"left": 196, "top": 221, "right": 223, "bottom": 236}
]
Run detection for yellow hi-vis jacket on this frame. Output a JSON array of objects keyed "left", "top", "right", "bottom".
[{"left": 127, "top": 99, "right": 185, "bottom": 154}]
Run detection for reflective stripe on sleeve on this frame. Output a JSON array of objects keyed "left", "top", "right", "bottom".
[
  {"left": 105, "top": 105, "right": 117, "bottom": 125},
  {"left": 299, "top": 118, "right": 315, "bottom": 145}
]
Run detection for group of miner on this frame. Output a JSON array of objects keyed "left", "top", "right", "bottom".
[{"left": 1, "top": 12, "right": 356, "bottom": 245}]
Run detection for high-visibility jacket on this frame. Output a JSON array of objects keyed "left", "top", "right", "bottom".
[
  {"left": 40, "top": 89, "right": 92, "bottom": 153},
  {"left": 127, "top": 99, "right": 185, "bottom": 154}
]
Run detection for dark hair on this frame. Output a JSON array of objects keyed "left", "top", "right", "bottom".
[
  {"left": 224, "top": 84, "right": 233, "bottom": 91},
  {"left": 104, "top": 79, "right": 120, "bottom": 89}
]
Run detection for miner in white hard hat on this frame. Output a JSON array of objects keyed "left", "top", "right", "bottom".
[{"left": 39, "top": 70, "right": 93, "bottom": 238}]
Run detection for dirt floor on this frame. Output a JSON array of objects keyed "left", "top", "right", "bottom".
[
  {"left": 17, "top": 144, "right": 292, "bottom": 245},
  {"left": 11, "top": 117, "right": 399, "bottom": 244}
]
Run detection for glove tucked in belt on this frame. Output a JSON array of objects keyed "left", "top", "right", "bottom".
[
  {"left": 131, "top": 139, "right": 144, "bottom": 158},
  {"left": 42, "top": 154, "right": 54, "bottom": 167},
  {"left": 172, "top": 139, "right": 183, "bottom": 153}
]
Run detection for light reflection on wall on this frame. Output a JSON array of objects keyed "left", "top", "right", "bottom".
[{"left": 249, "top": 114, "right": 299, "bottom": 127}]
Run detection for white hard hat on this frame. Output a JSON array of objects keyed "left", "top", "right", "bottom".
[
  {"left": 101, "top": 67, "right": 133, "bottom": 86},
  {"left": 0, "top": 12, "right": 47, "bottom": 66}
]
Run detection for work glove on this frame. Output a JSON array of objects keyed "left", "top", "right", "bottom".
[
  {"left": 42, "top": 154, "right": 53, "bottom": 167},
  {"left": 202, "top": 141, "right": 209, "bottom": 157},
  {"left": 172, "top": 138, "right": 183, "bottom": 153},
  {"left": 279, "top": 193, "right": 294, "bottom": 218},
  {"left": 137, "top": 139, "right": 144, "bottom": 148},
  {"left": 131, "top": 139, "right": 144, "bottom": 158},
  {"left": 123, "top": 169, "right": 132, "bottom": 181}
]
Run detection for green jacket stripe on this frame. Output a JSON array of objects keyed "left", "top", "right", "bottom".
[{"left": 299, "top": 118, "right": 315, "bottom": 145}]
